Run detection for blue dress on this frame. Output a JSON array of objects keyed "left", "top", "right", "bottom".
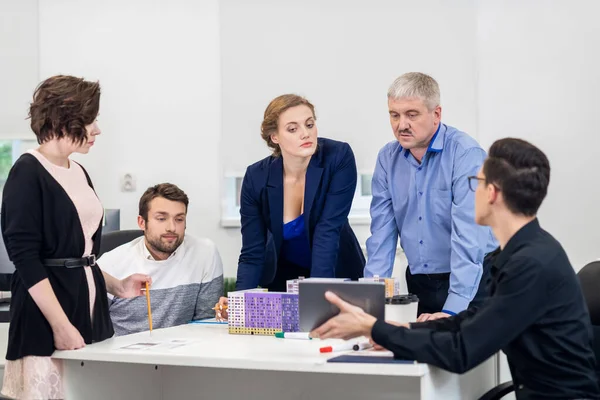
[
  {"left": 266, "top": 215, "right": 312, "bottom": 291},
  {"left": 280, "top": 215, "right": 311, "bottom": 268}
]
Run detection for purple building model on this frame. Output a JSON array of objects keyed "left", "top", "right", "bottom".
[{"left": 228, "top": 290, "right": 299, "bottom": 335}]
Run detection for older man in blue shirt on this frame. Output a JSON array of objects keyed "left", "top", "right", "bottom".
[{"left": 365, "top": 72, "right": 497, "bottom": 321}]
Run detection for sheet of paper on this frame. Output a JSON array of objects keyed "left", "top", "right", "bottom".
[
  {"left": 156, "top": 339, "right": 195, "bottom": 350},
  {"left": 119, "top": 342, "right": 161, "bottom": 351},
  {"left": 118, "top": 339, "right": 196, "bottom": 351}
]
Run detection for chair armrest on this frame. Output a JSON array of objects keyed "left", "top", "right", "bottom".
[{"left": 478, "top": 381, "right": 515, "bottom": 400}]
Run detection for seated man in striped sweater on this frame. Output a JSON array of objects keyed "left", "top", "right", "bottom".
[{"left": 98, "top": 183, "right": 224, "bottom": 336}]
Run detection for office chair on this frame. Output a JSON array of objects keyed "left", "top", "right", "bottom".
[
  {"left": 98, "top": 229, "right": 143, "bottom": 258},
  {"left": 577, "top": 261, "right": 600, "bottom": 378},
  {"left": 478, "top": 260, "right": 600, "bottom": 400},
  {"left": 0, "top": 230, "right": 15, "bottom": 292},
  {"left": 103, "top": 209, "right": 121, "bottom": 233}
]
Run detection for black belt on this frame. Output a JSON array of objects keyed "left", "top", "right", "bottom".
[
  {"left": 43, "top": 255, "right": 96, "bottom": 268},
  {"left": 422, "top": 272, "right": 450, "bottom": 280},
  {"left": 407, "top": 268, "right": 450, "bottom": 280}
]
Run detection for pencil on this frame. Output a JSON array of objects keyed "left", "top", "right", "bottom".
[
  {"left": 145, "top": 281, "right": 153, "bottom": 333},
  {"left": 212, "top": 304, "right": 228, "bottom": 311}
]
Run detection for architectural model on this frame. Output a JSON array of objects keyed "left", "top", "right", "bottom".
[{"left": 227, "top": 289, "right": 299, "bottom": 335}]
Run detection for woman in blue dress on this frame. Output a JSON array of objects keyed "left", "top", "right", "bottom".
[{"left": 216, "top": 94, "right": 365, "bottom": 317}]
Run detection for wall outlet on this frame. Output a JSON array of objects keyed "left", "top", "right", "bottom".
[{"left": 121, "top": 173, "right": 136, "bottom": 192}]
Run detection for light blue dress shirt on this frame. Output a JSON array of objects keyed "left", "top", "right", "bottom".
[{"left": 365, "top": 124, "right": 497, "bottom": 314}]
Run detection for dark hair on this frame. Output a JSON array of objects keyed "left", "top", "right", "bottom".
[
  {"left": 483, "top": 138, "right": 550, "bottom": 216},
  {"left": 261, "top": 94, "right": 316, "bottom": 157},
  {"left": 29, "top": 75, "right": 101, "bottom": 145},
  {"left": 139, "top": 183, "right": 189, "bottom": 220}
]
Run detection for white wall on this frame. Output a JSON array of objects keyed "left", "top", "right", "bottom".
[
  {"left": 220, "top": 0, "right": 478, "bottom": 259},
  {"left": 37, "top": 0, "right": 242, "bottom": 276},
  {"left": 220, "top": 0, "right": 478, "bottom": 172},
  {"left": 8, "top": 0, "right": 599, "bottom": 279},
  {"left": 0, "top": 0, "right": 39, "bottom": 139},
  {"left": 477, "top": 0, "right": 600, "bottom": 270}
]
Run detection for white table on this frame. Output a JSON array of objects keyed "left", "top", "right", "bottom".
[{"left": 53, "top": 324, "right": 496, "bottom": 400}]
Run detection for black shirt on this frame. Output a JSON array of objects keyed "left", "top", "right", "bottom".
[
  {"left": 371, "top": 219, "right": 599, "bottom": 399},
  {"left": 1, "top": 154, "right": 114, "bottom": 360}
]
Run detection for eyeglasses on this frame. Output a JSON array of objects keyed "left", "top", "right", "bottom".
[{"left": 467, "top": 176, "right": 485, "bottom": 192}]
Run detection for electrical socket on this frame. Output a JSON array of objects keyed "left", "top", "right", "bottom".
[{"left": 121, "top": 173, "right": 136, "bottom": 192}]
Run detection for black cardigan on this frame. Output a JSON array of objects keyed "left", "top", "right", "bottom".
[{"left": 1, "top": 153, "right": 114, "bottom": 360}]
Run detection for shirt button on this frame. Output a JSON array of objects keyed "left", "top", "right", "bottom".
[
  {"left": 419, "top": 240, "right": 423, "bottom": 244},
  {"left": 419, "top": 191, "right": 423, "bottom": 195},
  {"left": 418, "top": 217, "right": 422, "bottom": 221},
  {"left": 417, "top": 167, "right": 422, "bottom": 171},
  {"left": 424, "top": 264, "right": 428, "bottom": 268}
]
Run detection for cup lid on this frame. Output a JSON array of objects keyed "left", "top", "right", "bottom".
[{"left": 385, "top": 294, "right": 419, "bottom": 304}]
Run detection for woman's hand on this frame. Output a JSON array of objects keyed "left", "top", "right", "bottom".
[
  {"left": 28, "top": 279, "right": 85, "bottom": 350},
  {"left": 52, "top": 322, "right": 85, "bottom": 351}
]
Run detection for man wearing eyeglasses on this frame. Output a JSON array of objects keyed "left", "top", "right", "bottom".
[
  {"left": 365, "top": 72, "right": 497, "bottom": 321},
  {"left": 314, "top": 138, "right": 600, "bottom": 399}
]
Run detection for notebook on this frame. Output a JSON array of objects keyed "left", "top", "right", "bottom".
[{"left": 327, "top": 352, "right": 415, "bottom": 364}]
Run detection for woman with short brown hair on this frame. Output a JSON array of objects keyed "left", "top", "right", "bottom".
[{"left": 1, "top": 75, "right": 150, "bottom": 399}]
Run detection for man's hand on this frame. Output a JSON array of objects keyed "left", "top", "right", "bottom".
[
  {"left": 310, "top": 291, "right": 377, "bottom": 340},
  {"left": 118, "top": 274, "right": 152, "bottom": 298},
  {"left": 214, "top": 297, "right": 228, "bottom": 321},
  {"left": 416, "top": 312, "right": 451, "bottom": 322}
]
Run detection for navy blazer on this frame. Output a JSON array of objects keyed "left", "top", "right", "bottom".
[{"left": 236, "top": 138, "right": 366, "bottom": 290}]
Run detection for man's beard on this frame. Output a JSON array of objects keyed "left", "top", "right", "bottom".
[{"left": 146, "top": 234, "right": 183, "bottom": 255}]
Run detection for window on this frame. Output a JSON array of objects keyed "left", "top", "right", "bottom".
[
  {"left": 221, "top": 171, "right": 373, "bottom": 227},
  {"left": 349, "top": 171, "right": 373, "bottom": 224},
  {"left": 0, "top": 139, "right": 38, "bottom": 192},
  {"left": 360, "top": 173, "right": 372, "bottom": 196},
  {"left": 221, "top": 173, "right": 245, "bottom": 227}
]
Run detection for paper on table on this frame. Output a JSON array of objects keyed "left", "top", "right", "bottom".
[
  {"left": 118, "top": 339, "right": 195, "bottom": 351},
  {"left": 157, "top": 339, "right": 196, "bottom": 350},
  {"left": 119, "top": 342, "right": 160, "bottom": 351}
]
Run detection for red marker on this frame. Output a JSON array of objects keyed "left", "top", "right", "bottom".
[{"left": 319, "top": 343, "right": 355, "bottom": 353}]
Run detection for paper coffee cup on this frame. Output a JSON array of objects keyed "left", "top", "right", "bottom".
[{"left": 385, "top": 294, "right": 419, "bottom": 324}]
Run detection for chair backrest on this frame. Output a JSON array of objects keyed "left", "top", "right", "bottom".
[
  {"left": 103, "top": 209, "right": 121, "bottom": 233},
  {"left": 0, "top": 235, "right": 14, "bottom": 275},
  {"left": 577, "top": 261, "right": 600, "bottom": 326},
  {"left": 577, "top": 261, "right": 600, "bottom": 378},
  {"left": 0, "top": 227, "right": 15, "bottom": 291},
  {"left": 98, "top": 229, "right": 144, "bottom": 258}
]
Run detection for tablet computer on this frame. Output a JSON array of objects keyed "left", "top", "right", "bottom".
[{"left": 298, "top": 281, "right": 385, "bottom": 332}]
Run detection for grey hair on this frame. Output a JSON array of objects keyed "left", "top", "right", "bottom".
[{"left": 387, "top": 72, "right": 440, "bottom": 111}]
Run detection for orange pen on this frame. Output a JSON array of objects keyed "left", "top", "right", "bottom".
[{"left": 145, "top": 281, "right": 153, "bottom": 333}]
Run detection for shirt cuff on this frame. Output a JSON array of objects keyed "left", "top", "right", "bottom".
[{"left": 442, "top": 293, "right": 470, "bottom": 315}]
